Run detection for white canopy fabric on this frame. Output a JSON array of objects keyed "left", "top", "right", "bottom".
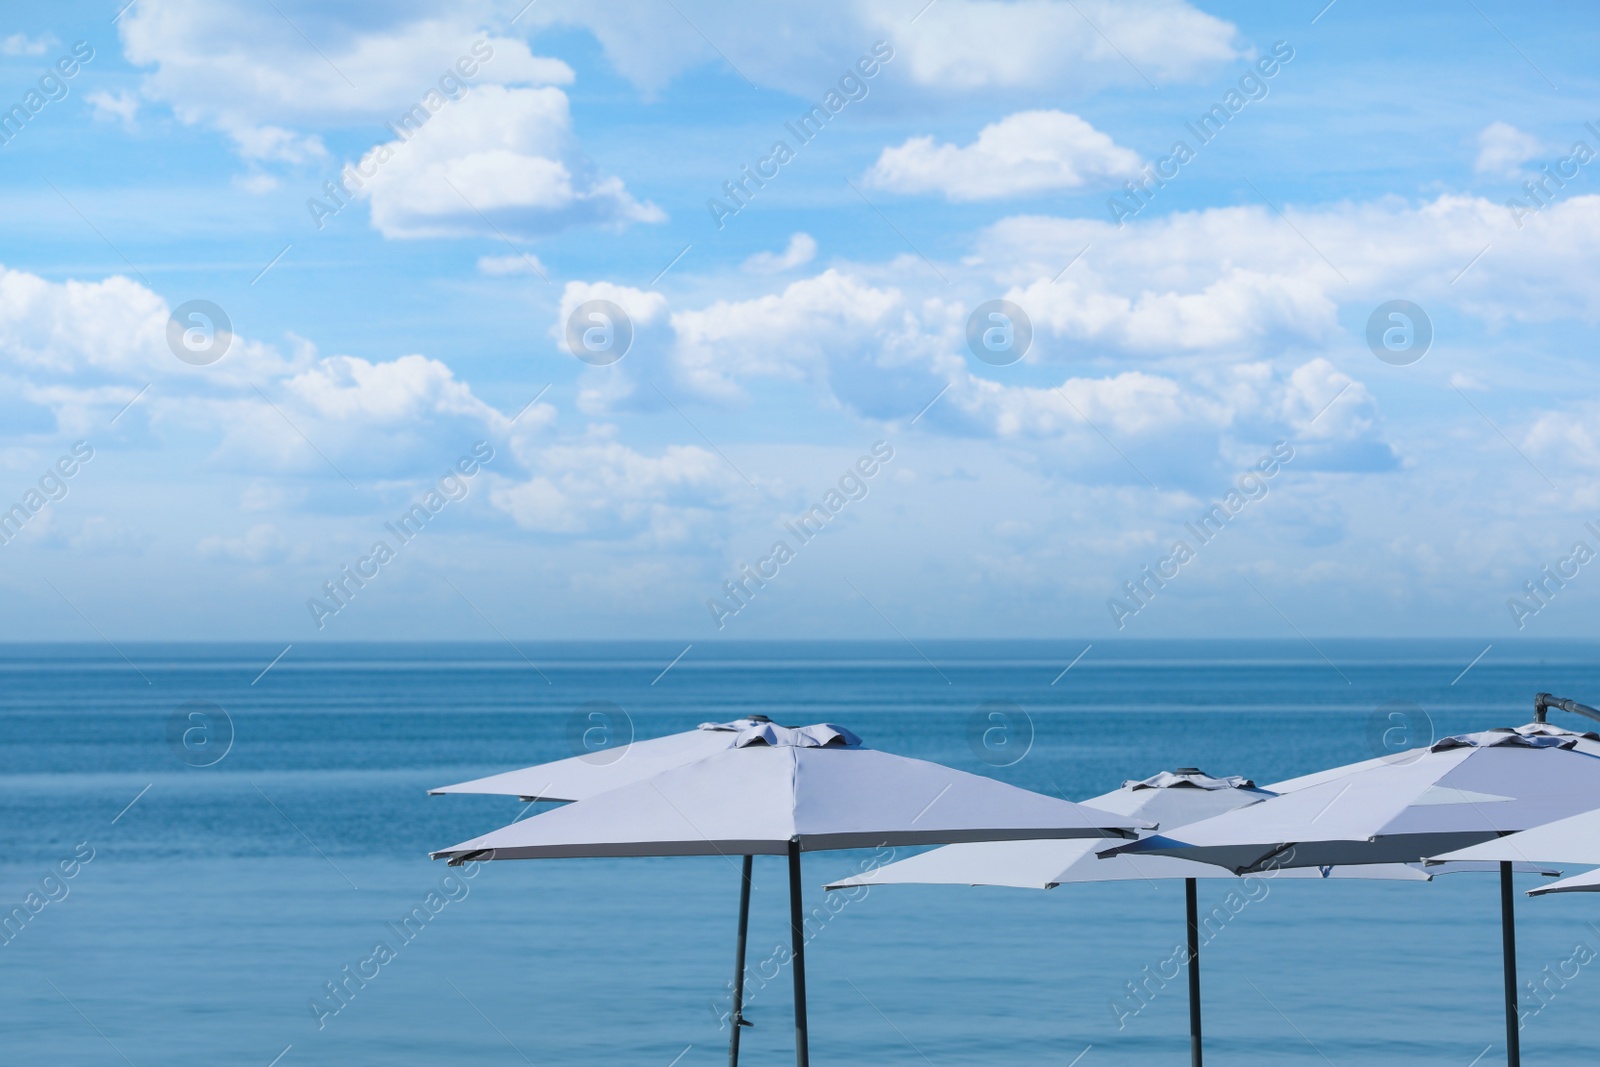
[
  {"left": 432, "top": 722, "right": 1148, "bottom": 862},
  {"left": 1434, "top": 804, "right": 1600, "bottom": 867},
  {"left": 1267, "top": 723, "right": 1600, "bottom": 793},
  {"left": 428, "top": 717, "right": 771, "bottom": 801},
  {"left": 821, "top": 768, "right": 1515, "bottom": 891},
  {"left": 1528, "top": 867, "right": 1600, "bottom": 895},
  {"left": 1111, "top": 726, "right": 1600, "bottom": 873}
]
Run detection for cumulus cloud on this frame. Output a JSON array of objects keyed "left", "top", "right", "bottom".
[
  {"left": 120, "top": 3, "right": 569, "bottom": 134},
  {"left": 478, "top": 252, "right": 547, "bottom": 275},
  {"left": 85, "top": 89, "right": 141, "bottom": 130},
  {"left": 118, "top": 1, "right": 654, "bottom": 239},
  {"left": 0, "top": 33, "right": 52, "bottom": 57},
  {"left": 0, "top": 264, "right": 513, "bottom": 481},
  {"left": 1475, "top": 121, "right": 1543, "bottom": 178},
  {"left": 198, "top": 523, "right": 292, "bottom": 564},
  {"left": 525, "top": 0, "right": 1241, "bottom": 96},
  {"left": 352, "top": 84, "right": 663, "bottom": 239},
  {"left": 865, "top": 111, "right": 1142, "bottom": 200},
  {"left": 743, "top": 233, "right": 817, "bottom": 274},
  {"left": 489, "top": 436, "right": 741, "bottom": 542}
]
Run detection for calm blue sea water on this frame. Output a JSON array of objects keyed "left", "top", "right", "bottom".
[{"left": 4, "top": 639, "right": 1600, "bottom": 1065}]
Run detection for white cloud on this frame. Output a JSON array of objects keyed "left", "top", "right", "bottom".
[
  {"left": 116, "top": 0, "right": 646, "bottom": 234},
  {"left": 284, "top": 353, "right": 506, "bottom": 429},
  {"left": 0, "top": 33, "right": 52, "bottom": 57},
  {"left": 526, "top": 0, "right": 1240, "bottom": 96},
  {"left": 478, "top": 252, "right": 547, "bottom": 275},
  {"left": 198, "top": 523, "right": 292, "bottom": 564},
  {"left": 865, "top": 111, "right": 1142, "bottom": 200},
  {"left": 489, "top": 437, "right": 739, "bottom": 541},
  {"left": 0, "top": 264, "right": 515, "bottom": 481},
  {"left": 742, "top": 233, "right": 817, "bottom": 274},
  {"left": 120, "top": 4, "right": 570, "bottom": 132},
  {"left": 1475, "top": 121, "right": 1543, "bottom": 178},
  {"left": 353, "top": 84, "right": 663, "bottom": 239},
  {"left": 85, "top": 89, "right": 140, "bottom": 129}
]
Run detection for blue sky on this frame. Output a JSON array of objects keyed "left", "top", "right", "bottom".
[{"left": 1, "top": 0, "right": 1598, "bottom": 642}]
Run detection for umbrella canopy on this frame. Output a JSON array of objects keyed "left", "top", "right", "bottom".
[
  {"left": 429, "top": 714, "right": 781, "bottom": 1067},
  {"left": 432, "top": 722, "right": 1147, "bottom": 1067},
  {"left": 821, "top": 766, "right": 1500, "bottom": 1067},
  {"left": 1106, "top": 714, "right": 1600, "bottom": 1067},
  {"left": 1527, "top": 868, "right": 1600, "bottom": 895},
  {"left": 822, "top": 768, "right": 1497, "bottom": 890},
  {"left": 428, "top": 716, "right": 772, "bottom": 800},
  {"left": 434, "top": 722, "right": 1148, "bottom": 862},
  {"left": 1111, "top": 725, "right": 1600, "bottom": 873},
  {"left": 1434, "top": 805, "right": 1600, "bottom": 895}
]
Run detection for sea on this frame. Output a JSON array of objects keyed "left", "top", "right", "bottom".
[{"left": 3, "top": 639, "right": 1599, "bottom": 1065}]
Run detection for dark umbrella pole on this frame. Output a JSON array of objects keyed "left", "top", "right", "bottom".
[
  {"left": 1186, "top": 878, "right": 1203, "bottom": 1066},
  {"left": 729, "top": 855, "right": 754, "bottom": 1067},
  {"left": 789, "top": 840, "right": 810, "bottom": 1067},
  {"left": 1501, "top": 861, "right": 1520, "bottom": 1067}
]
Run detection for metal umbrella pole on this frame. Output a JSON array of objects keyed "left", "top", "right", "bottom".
[
  {"left": 1186, "top": 878, "right": 1203, "bottom": 1066},
  {"left": 789, "top": 840, "right": 810, "bottom": 1067},
  {"left": 728, "top": 855, "right": 754, "bottom": 1066},
  {"left": 1501, "top": 861, "right": 1520, "bottom": 1067}
]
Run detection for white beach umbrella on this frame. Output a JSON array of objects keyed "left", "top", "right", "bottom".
[
  {"left": 432, "top": 722, "right": 1147, "bottom": 1067},
  {"left": 428, "top": 716, "right": 771, "bottom": 800},
  {"left": 824, "top": 768, "right": 1484, "bottom": 1065},
  {"left": 1110, "top": 700, "right": 1600, "bottom": 1067},
  {"left": 1435, "top": 804, "right": 1600, "bottom": 896},
  {"left": 429, "top": 715, "right": 773, "bottom": 1064},
  {"left": 1527, "top": 868, "right": 1600, "bottom": 895}
]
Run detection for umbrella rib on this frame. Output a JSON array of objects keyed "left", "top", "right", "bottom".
[
  {"left": 1046, "top": 776, "right": 1166, "bottom": 891},
  {"left": 843, "top": 977, "right": 936, "bottom": 1067},
  {"left": 1240, "top": 974, "right": 1336, "bottom": 1067}
]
